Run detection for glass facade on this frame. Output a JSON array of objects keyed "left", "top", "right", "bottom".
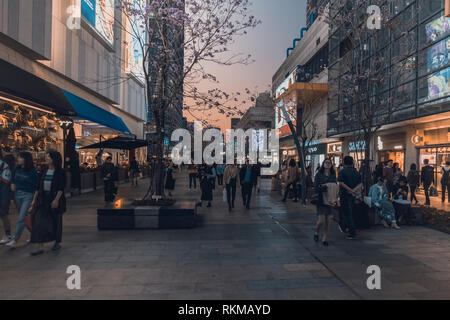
[{"left": 327, "top": 0, "right": 450, "bottom": 137}]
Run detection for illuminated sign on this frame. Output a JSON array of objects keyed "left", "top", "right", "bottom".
[
  {"left": 275, "top": 101, "right": 296, "bottom": 138},
  {"left": 276, "top": 69, "right": 297, "bottom": 98},
  {"left": 428, "top": 67, "right": 450, "bottom": 100},
  {"left": 349, "top": 141, "right": 366, "bottom": 151},
  {"left": 81, "top": 0, "right": 96, "bottom": 26}
]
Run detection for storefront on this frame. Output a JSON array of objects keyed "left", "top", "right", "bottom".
[
  {"left": 305, "top": 143, "right": 327, "bottom": 177},
  {"left": 348, "top": 140, "right": 366, "bottom": 169},
  {"left": 327, "top": 142, "right": 343, "bottom": 168},
  {"left": 377, "top": 133, "right": 406, "bottom": 172}
]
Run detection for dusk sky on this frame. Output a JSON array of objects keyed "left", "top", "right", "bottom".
[{"left": 186, "top": 0, "right": 307, "bottom": 131}]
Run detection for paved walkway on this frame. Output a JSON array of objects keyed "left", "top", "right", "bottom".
[{"left": 0, "top": 171, "right": 449, "bottom": 300}]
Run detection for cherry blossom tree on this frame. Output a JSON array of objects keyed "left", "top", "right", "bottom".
[{"left": 113, "top": 0, "right": 259, "bottom": 202}]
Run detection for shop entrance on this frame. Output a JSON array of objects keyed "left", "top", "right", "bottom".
[
  {"left": 419, "top": 145, "right": 450, "bottom": 192},
  {"left": 379, "top": 150, "right": 405, "bottom": 173}
]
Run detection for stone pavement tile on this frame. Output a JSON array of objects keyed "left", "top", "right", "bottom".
[
  {"left": 409, "top": 291, "right": 450, "bottom": 300},
  {"left": 246, "top": 278, "right": 344, "bottom": 291},
  {"left": 27, "top": 285, "right": 93, "bottom": 299},
  {"left": 86, "top": 285, "right": 144, "bottom": 297},
  {"left": 426, "top": 272, "right": 450, "bottom": 281},
  {"left": 283, "top": 263, "right": 328, "bottom": 272}
]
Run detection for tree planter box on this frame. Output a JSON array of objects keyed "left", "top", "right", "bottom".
[{"left": 97, "top": 200, "right": 197, "bottom": 230}]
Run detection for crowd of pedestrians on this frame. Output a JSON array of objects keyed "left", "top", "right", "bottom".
[{"left": 0, "top": 147, "right": 67, "bottom": 256}]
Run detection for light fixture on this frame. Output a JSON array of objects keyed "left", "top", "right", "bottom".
[
  {"left": 0, "top": 94, "right": 55, "bottom": 115},
  {"left": 394, "top": 145, "right": 403, "bottom": 150}
]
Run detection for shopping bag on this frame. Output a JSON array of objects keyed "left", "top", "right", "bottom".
[
  {"left": 223, "top": 188, "right": 227, "bottom": 202},
  {"left": 430, "top": 186, "right": 439, "bottom": 197}
]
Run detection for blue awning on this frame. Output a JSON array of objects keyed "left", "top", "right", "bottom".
[{"left": 61, "top": 89, "right": 131, "bottom": 134}]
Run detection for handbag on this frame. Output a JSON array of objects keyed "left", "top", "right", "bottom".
[
  {"left": 311, "top": 192, "right": 320, "bottom": 205},
  {"left": 25, "top": 212, "right": 34, "bottom": 229},
  {"left": 429, "top": 186, "right": 438, "bottom": 197}
]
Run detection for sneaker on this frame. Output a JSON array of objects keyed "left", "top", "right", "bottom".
[
  {"left": 30, "top": 250, "right": 44, "bottom": 256},
  {"left": 0, "top": 235, "right": 13, "bottom": 245},
  {"left": 346, "top": 235, "right": 357, "bottom": 240},
  {"left": 381, "top": 220, "right": 389, "bottom": 228},
  {"left": 6, "top": 239, "right": 16, "bottom": 248},
  {"left": 337, "top": 225, "right": 344, "bottom": 234}
]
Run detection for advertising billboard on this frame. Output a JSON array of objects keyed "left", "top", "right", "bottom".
[
  {"left": 81, "top": 0, "right": 115, "bottom": 45},
  {"left": 427, "top": 38, "right": 450, "bottom": 73},
  {"left": 275, "top": 101, "right": 296, "bottom": 138},
  {"left": 126, "top": 0, "right": 146, "bottom": 78},
  {"left": 425, "top": 16, "right": 450, "bottom": 43},
  {"left": 428, "top": 67, "right": 450, "bottom": 100}
]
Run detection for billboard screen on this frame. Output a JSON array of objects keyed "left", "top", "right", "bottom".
[
  {"left": 427, "top": 38, "right": 450, "bottom": 73},
  {"left": 426, "top": 16, "right": 450, "bottom": 43},
  {"left": 126, "top": 0, "right": 146, "bottom": 78},
  {"left": 81, "top": 0, "right": 115, "bottom": 45},
  {"left": 428, "top": 67, "right": 450, "bottom": 100}
]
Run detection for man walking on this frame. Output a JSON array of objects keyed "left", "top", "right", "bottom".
[
  {"left": 383, "top": 160, "right": 394, "bottom": 196},
  {"left": 338, "top": 156, "right": 363, "bottom": 240},
  {"left": 421, "top": 159, "right": 435, "bottom": 206},
  {"left": 239, "top": 160, "right": 258, "bottom": 209},
  {"left": 188, "top": 162, "right": 198, "bottom": 189},
  {"left": 101, "top": 156, "right": 118, "bottom": 203}
]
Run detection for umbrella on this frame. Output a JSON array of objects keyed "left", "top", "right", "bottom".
[{"left": 80, "top": 136, "right": 147, "bottom": 150}]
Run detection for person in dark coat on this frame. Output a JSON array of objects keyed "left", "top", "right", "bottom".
[
  {"left": 30, "top": 151, "right": 66, "bottom": 256},
  {"left": 239, "top": 160, "right": 258, "bottom": 209},
  {"left": 165, "top": 161, "right": 176, "bottom": 197},
  {"left": 407, "top": 163, "right": 420, "bottom": 205},
  {"left": 421, "top": 159, "right": 435, "bottom": 206},
  {"left": 101, "top": 156, "right": 118, "bottom": 203},
  {"left": 199, "top": 164, "right": 216, "bottom": 207}
]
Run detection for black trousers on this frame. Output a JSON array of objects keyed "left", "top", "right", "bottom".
[
  {"left": 217, "top": 174, "right": 224, "bottom": 186},
  {"left": 283, "top": 182, "right": 298, "bottom": 200},
  {"left": 226, "top": 179, "right": 237, "bottom": 208},
  {"left": 340, "top": 197, "right": 356, "bottom": 237},
  {"left": 442, "top": 182, "right": 450, "bottom": 202},
  {"left": 423, "top": 184, "right": 431, "bottom": 205},
  {"left": 242, "top": 182, "right": 253, "bottom": 207},
  {"left": 104, "top": 180, "right": 116, "bottom": 202},
  {"left": 410, "top": 186, "right": 418, "bottom": 203}
]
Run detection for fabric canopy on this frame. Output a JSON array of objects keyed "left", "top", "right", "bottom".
[
  {"left": 81, "top": 136, "right": 147, "bottom": 150},
  {"left": 0, "top": 59, "right": 75, "bottom": 116},
  {"left": 61, "top": 89, "right": 131, "bottom": 134}
]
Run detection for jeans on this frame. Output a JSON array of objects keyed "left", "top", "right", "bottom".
[
  {"left": 340, "top": 196, "right": 356, "bottom": 237},
  {"left": 217, "top": 174, "right": 224, "bottom": 186},
  {"left": 442, "top": 182, "right": 450, "bottom": 202},
  {"left": 189, "top": 174, "right": 197, "bottom": 189},
  {"left": 13, "top": 190, "right": 34, "bottom": 240},
  {"left": 226, "top": 179, "right": 237, "bottom": 208}
]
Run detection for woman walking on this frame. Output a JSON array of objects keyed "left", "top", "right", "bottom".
[
  {"left": 224, "top": 164, "right": 239, "bottom": 211},
  {"left": 282, "top": 159, "right": 299, "bottom": 202},
  {"left": 0, "top": 148, "right": 13, "bottom": 245},
  {"left": 313, "top": 159, "right": 338, "bottom": 246},
  {"left": 30, "top": 151, "right": 66, "bottom": 256},
  {"left": 407, "top": 163, "right": 419, "bottom": 205},
  {"left": 6, "top": 152, "right": 38, "bottom": 248}
]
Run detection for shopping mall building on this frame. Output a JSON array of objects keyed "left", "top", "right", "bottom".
[
  {"left": 327, "top": 0, "right": 450, "bottom": 190},
  {"left": 0, "top": 0, "right": 148, "bottom": 167},
  {"left": 272, "top": 0, "right": 338, "bottom": 174}
]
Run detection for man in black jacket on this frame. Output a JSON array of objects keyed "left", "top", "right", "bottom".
[
  {"left": 239, "top": 160, "right": 258, "bottom": 209},
  {"left": 421, "top": 159, "right": 435, "bottom": 206},
  {"left": 101, "top": 156, "right": 118, "bottom": 203}
]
